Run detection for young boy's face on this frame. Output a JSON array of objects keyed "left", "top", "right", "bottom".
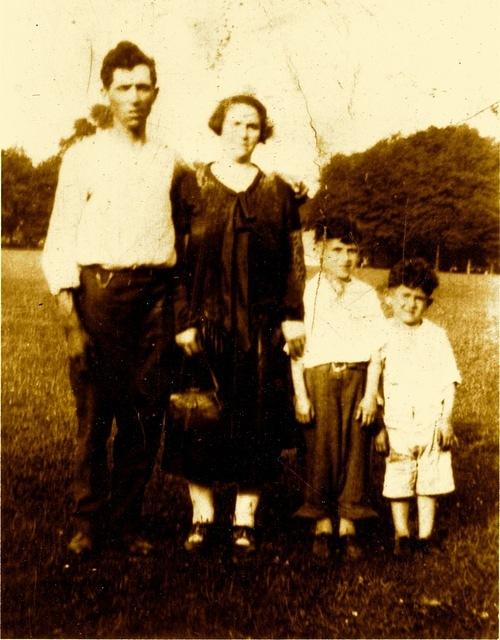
[
  {"left": 387, "top": 285, "right": 430, "bottom": 326},
  {"left": 321, "top": 238, "right": 359, "bottom": 281}
]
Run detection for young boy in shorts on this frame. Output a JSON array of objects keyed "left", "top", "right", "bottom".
[
  {"left": 292, "top": 218, "right": 385, "bottom": 560},
  {"left": 375, "top": 258, "right": 461, "bottom": 556}
]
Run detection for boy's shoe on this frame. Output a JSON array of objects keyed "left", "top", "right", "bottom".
[
  {"left": 312, "top": 533, "right": 332, "bottom": 560},
  {"left": 414, "top": 536, "right": 442, "bottom": 555},
  {"left": 393, "top": 536, "right": 412, "bottom": 558},
  {"left": 232, "top": 526, "right": 257, "bottom": 562},
  {"left": 184, "top": 522, "right": 213, "bottom": 553},
  {"left": 339, "top": 535, "right": 364, "bottom": 561}
]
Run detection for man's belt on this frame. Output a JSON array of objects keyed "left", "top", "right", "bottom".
[{"left": 81, "top": 264, "right": 173, "bottom": 288}]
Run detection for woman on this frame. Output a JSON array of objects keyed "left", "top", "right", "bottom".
[{"left": 171, "top": 95, "right": 306, "bottom": 558}]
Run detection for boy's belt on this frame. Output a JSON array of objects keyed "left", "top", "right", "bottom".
[{"left": 330, "top": 362, "right": 368, "bottom": 374}]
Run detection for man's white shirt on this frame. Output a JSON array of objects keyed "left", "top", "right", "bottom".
[{"left": 42, "top": 129, "right": 177, "bottom": 294}]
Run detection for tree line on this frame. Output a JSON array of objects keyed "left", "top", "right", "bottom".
[
  {"left": 2, "top": 109, "right": 498, "bottom": 272},
  {"left": 302, "top": 125, "right": 499, "bottom": 272}
]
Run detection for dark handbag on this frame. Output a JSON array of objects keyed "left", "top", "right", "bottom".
[{"left": 168, "top": 358, "right": 222, "bottom": 432}]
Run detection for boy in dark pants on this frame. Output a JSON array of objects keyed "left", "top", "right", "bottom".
[{"left": 291, "top": 218, "right": 384, "bottom": 559}]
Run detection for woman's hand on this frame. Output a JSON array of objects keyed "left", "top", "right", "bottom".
[
  {"left": 175, "top": 327, "right": 202, "bottom": 356},
  {"left": 294, "top": 395, "right": 314, "bottom": 424},
  {"left": 374, "top": 428, "right": 389, "bottom": 455},
  {"left": 291, "top": 180, "right": 309, "bottom": 203},
  {"left": 355, "top": 394, "right": 378, "bottom": 427},
  {"left": 281, "top": 320, "right": 306, "bottom": 359}
]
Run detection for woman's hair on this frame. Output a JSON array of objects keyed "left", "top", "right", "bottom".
[
  {"left": 313, "top": 217, "right": 362, "bottom": 245},
  {"left": 208, "top": 95, "right": 273, "bottom": 142},
  {"left": 100, "top": 41, "right": 157, "bottom": 89},
  {"left": 388, "top": 258, "right": 439, "bottom": 296}
]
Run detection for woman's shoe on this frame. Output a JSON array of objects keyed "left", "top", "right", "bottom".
[
  {"left": 184, "top": 522, "right": 212, "bottom": 553},
  {"left": 232, "top": 526, "right": 257, "bottom": 561}
]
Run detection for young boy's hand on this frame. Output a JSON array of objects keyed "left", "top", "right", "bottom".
[
  {"left": 355, "top": 395, "right": 378, "bottom": 427},
  {"left": 437, "top": 422, "right": 457, "bottom": 450},
  {"left": 374, "top": 428, "right": 389, "bottom": 455},
  {"left": 294, "top": 396, "right": 314, "bottom": 424}
]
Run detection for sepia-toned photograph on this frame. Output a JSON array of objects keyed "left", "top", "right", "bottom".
[{"left": 1, "top": 1, "right": 498, "bottom": 638}]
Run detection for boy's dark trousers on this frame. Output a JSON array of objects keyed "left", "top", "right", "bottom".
[{"left": 68, "top": 265, "right": 175, "bottom": 539}]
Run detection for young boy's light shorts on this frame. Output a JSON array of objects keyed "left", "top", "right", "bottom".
[{"left": 383, "top": 429, "right": 455, "bottom": 498}]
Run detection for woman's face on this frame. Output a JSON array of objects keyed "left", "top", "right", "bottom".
[{"left": 220, "top": 103, "right": 261, "bottom": 162}]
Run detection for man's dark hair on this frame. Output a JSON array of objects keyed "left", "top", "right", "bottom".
[
  {"left": 208, "top": 94, "right": 273, "bottom": 143},
  {"left": 388, "top": 258, "right": 439, "bottom": 296},
  {"left": 313, "top": 217, "right": 362, "bottom": 245},
  {"left": 100, "top": 41, "right": 157, "bottom": 89}
]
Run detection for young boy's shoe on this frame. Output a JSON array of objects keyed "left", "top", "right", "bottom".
[
  {"left": 339, "top": 535, "right": 363, "bottom": 561},
  {"left": 232, "top": 526, "right": 257, "bottom": 562},
  {"left": 393, "top": 536, "right": 412, "bottom": 558},
  {"left": 312, "top": 533, "right": 332, "bottom": 560},
  {"left": 414, "top": 536, "right": 442, "bottom": 555}
]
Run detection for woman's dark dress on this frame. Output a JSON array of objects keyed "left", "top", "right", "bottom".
[{"left": 167, "top": 164, "right": 305, "bottom": 488}]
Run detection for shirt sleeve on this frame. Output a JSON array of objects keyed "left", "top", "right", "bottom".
[
  {"left": 438, "top": 327, "right": 462, "bottom": 387},
  {"left": 171, "top": 169, "right": 197, "bottom": 333},
  {"left": 41, "top": 144, "right": 86, "bottom": 294}
]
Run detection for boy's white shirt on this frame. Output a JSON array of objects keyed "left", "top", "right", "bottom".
[
  {"left": 380, "top": 317, "right": 461, "bottom": 435},
  {"left": 299, "top": 273, "right": 385, "bottom": 368}
]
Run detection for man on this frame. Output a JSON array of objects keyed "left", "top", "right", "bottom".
[{"left": 42, "top": 41, "right": 178, "bottom": 555}]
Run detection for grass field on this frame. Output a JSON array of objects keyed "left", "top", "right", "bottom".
[{"left": 2, "top": 249, "right": 498, "bottom": 639}]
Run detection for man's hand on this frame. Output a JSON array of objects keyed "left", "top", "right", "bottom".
[
  {"left": 65, "top": 325, "right": 92, "bottom": 360},
  {"left": 355, "top": 394, "right": 378, "bottom": 427},
  {"left": 294, "top": 395, "right": 314, "bottom": 424},
  {"left": 374, "top": 428, "right": 389, "bottom": 455},
  {"left": 55, "top": 289, "right": 92, "bottom": 362},
  {"left": 281, "top": 320, "right": 306, "bottom": 360},
  {"left": 175, "top": 327, "right": 201, "bottom": 356},
  {"left": 437, "top": 422, "right": 457, "bottom": 451}
]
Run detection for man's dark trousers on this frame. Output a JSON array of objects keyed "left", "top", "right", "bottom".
[{"left": 69, "top": 265, "right": 175, "bottom": 538}]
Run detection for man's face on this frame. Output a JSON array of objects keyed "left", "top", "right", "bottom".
[
  {"left": 105, "top": 64, "right": 158, "bottom": 133},
  {"left": 321, "top": 238, "right": 359, "bottom": 281},
  {"left": 387, "top": 285, "right": 430, "bottom": 326}
]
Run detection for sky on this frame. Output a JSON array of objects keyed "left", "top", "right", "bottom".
[{"left": 1, "top": 0, "right": 498, "bottom": 188}]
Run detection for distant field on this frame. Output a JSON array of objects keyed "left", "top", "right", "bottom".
[{"left": 2, "top": 249, "right": 498, "bottom": 639}]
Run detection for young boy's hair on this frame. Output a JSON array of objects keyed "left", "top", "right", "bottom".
[
  {"left": 313, "top": 216, "right": 362, "bottom": 245},
  {"left": 388, "top": 258, "right": 439, "bottom": 297}
]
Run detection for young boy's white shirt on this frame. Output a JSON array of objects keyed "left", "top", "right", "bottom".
[
  {"left": 300, "top": 273, "right": 385, "bottom": 368},
  {"left": 381, "top": 317, "right": 461, "bottom": 444}
]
